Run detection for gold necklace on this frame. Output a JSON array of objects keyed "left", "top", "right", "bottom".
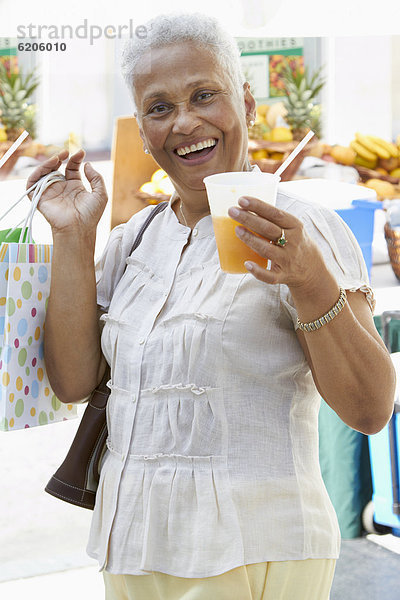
[{"left": 179, "top": 200, "right": 189, "bottom": 228}]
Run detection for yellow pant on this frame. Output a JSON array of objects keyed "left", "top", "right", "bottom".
[{"left": 103, "top": 559, "right": 336, "bottom": 600}]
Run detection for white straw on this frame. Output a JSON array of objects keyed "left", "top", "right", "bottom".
[
  {"left": 274, "top": 130, "right": 315, "bottom": 179},
  {"left": 0, "top": 130, "right": 29, "bottom": 170}
]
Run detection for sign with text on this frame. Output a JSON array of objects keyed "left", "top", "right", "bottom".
[
  {"left": 237, "top": 37, "right": 304, "bottom": 102},
  {"left": 0, "top": 38, "right": 17, "bottom": 56}
]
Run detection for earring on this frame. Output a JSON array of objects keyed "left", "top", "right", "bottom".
[
  {"left": 249, "top": 120, "right": 255, "bottom": 128},
  {"left": 144, "top": 148, "right": 150, "bottom": 154}
]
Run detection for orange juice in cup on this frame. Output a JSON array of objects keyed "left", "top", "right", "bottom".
[
  {"left": 203, "top": 171, "right": 280, "bottom": 274},
  {"left": 212, "top": 216, "right": 273, "bottom": 272}
]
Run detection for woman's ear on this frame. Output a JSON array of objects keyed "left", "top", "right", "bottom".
[
  {"left": 136, "top": 120, "right": 148, "bottom": 153},
  {"left": 243, "top": 82, "right": 256, "bottom": 121}
]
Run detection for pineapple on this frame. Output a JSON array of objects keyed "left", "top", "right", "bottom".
[
  {"left": 282, "top": 66, "right": 324, "bottom": 140},
  {"left": 248, "top": 121, "right": 269, "bottom": 140},
  {"left": 23, "top": 104, "right": 37, "bottom": 141},
  {"left": 0, "top": 63, "right": 39, "bottom": 140}
]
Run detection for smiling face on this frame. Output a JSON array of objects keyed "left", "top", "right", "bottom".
[{"left": 133, "top": 42, "right": 256, "bottom": 199}]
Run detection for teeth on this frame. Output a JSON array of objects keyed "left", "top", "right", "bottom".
[{"left": 176, "top": 138, "right": 216, "bottom": 156}]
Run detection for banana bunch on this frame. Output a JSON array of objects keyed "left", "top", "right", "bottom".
[{"left": 350, "top": 133, "right": 398, "bottom": 169}]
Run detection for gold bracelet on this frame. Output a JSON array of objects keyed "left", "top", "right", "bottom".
[{"left": 296, "top": 287, "right": 347, "bottom": 332}]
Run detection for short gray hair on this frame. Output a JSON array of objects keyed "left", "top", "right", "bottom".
[{"left": 121, "top": 12, "right": 246, "bottom": 113}]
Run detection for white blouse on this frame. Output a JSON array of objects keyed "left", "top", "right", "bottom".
[{"left": 87, "top": 182, "right": 374, "bottom": 578}]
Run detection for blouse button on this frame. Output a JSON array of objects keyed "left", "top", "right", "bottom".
[
  {"left": 192, "top": 228, "right": 198, "bottom": 237},
  {"left": 138, "top": 338, "right": 145, "bottom": 345},
  {"left": 132, "top": 394, "right": 136, "bottom": 403}
]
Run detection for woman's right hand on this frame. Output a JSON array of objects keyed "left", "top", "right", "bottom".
[{"left": 26, "top": 148, "right": 108, "bottom": 236}]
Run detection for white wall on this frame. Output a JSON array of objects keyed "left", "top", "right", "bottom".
[
  {"left": 36, "top": 39, "right": 115, "bottom": 149},
  {"left": 391, "top": 36, "right": 400, "bottom": 141},
  {"left": 321, "top": 36, "right": 393, "bottom": 145}
]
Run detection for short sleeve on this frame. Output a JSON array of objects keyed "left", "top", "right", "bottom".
[
  {"left": 95, "top": 224, "right": 125, "bottom": 311},
  {"left": 95, "top": 205, "right": 154, "bottom": 311},
  {"left": 278, "top": 197, "right": 376, "bottom": 327}
]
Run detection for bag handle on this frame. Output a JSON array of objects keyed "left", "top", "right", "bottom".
[
  {"left": 103, "top": 200, "right": 169, "bottom": 379},
  {"left": 1, "top": 173, "right": 168, "bottom": 245},
  {"left": 0, "top": 171, "right": 65, "bottom": 243},
  {"left": 129, "top": 200, "right": 168, "bottom": 256},
  {"left": 20, "top": 171, "right": 65, "bottom": 243}
]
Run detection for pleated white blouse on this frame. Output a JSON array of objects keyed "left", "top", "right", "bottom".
[{"left": 86, "top": 180, "right": 374, "bottom": 578}]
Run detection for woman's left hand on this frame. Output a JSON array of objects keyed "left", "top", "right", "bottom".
[{"left": 228, "top": 195, "right": 325, "bottom": 291}]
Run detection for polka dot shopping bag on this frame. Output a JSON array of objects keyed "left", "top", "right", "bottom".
[{"left": 0, "top": 172, "right": 77, "bottom": 431}]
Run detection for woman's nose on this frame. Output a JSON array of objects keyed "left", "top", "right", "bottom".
[{"left": 171, "top": 104, "right": 202, "bottom": 135}]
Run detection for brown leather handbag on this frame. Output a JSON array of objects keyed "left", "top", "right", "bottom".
[{"left": 45, "top": 201, "right": 168, "bottom": 509}]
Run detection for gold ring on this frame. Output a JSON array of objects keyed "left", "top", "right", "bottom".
[{"left": 275, "top": 229, "right": 287, "bottom": 247}]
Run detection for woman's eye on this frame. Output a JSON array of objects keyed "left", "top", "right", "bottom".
[
  {"left": 149, "top": 104, "right": 170, "bottom": 114},
  {"left": 196, "top": 92, "right": 213, "bottom": 101}
]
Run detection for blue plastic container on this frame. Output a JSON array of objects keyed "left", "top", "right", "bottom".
[
  {"left": 368, "top": 318, "right": 400, "bottom": 536},
  {"left": 336, "top": 198, "right": 382, "bottom": 277},
  {"left": 369, "top": 411, "right": 400, "bottom": 535},
  {"left": 279, "top": 179, "right": 381, "bottom": 278}
]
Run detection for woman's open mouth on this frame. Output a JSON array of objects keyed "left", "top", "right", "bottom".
[{"left": 174, "top": 138, "right": 218, "bottom": 165}]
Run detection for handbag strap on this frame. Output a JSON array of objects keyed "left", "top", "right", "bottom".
[
  {"left": 100, "top": 200, "right": 169, "bottom": 383},
  {"left": 128, "top": 200, "right": 168, "bottom": 256}
]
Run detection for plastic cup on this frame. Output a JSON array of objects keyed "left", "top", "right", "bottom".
[{"left": 203, "top": 171, "right": 280, "bottom": 273}]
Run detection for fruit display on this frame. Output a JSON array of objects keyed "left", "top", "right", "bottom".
[
  {"left": 325, "top": 132, "right": 400, "bottom": 199},
  {"left": 330, "top": 145, "right": 356, "bottom": 166},
  {"left": 136, "top": 169, "right": 175, "bottom": 204},
  {"left": 249, "top": 102, "right": 305, "bottom": 180},
  {"left": 248, "top": 100, "right": 318, "bottom": 180},
  {"left": 248, "top": 101, "right": 292, "bottom": 142},
  {"left": 269, "top": 55, "right": 304, "bottom": 98},
  {"left": 0, "top": 63, "right": 39, "bottom": 141},
  {"left": 0, "top": 61, "right": 45, "bottom": 178},
  {"left": 248, "top": 138, "right": 313, "bottom": 182},
  {"left": 363, "top": 178, "right": 396, "bottom": 200},
  {"left": 247, "top": 65, "right": 324, "bottom": 180},
  {"left": 350, "top": 133, "right": 398, "bottom": 169},
  {"left": 0, "top": 136, "right": 67, "bottom": 181},
  {"left": 281, "top": 66, "right": 324, "bottom": 140}
]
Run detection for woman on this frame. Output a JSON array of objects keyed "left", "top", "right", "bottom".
[{"left": 28, "top": 12, "right": 395, "bottom": 600}]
